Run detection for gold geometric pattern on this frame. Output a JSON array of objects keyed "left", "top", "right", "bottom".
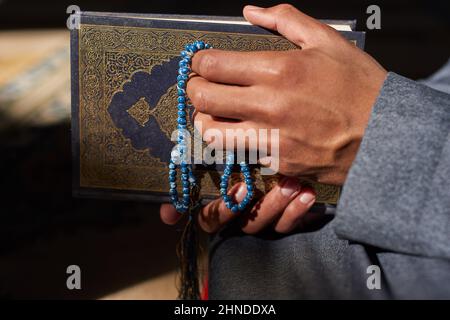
[
  {"left": 127, "top": 97, "right": 153, "bottom": 127},
  {"left": 77, "top": 23, "right": 341, "bottom": 204}
]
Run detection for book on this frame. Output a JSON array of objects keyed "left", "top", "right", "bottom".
[{"left": 71, "top": 11, "right": 365, "bottom": 208}]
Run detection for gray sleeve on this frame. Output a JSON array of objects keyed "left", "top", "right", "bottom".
[{"left": 334, "top": 72, "right": 450, "bottom": 260}]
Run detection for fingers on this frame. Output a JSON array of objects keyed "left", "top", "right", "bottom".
[
  {"left": 198, "top": 182, "right": 247, "bottom": 233},
  {"left": 160, "top": 203, "right": 182, "bottom": 225},
  {"left": 243, "top": 4, "right": 332, "bottom": 48},
  {"left": 191, "top": 49, "right": 279, "bottom": 86},
  {"left": 187, "top": 76, "right": 261, "bottom": 119},
  {"left": 193, "top": 111, "right": 263, "bottom": 150},
  {"left": 161, "top": 184, "right": 317, "bottom": 234},
  {"left": 160, "top": 182, "right": 247, "bottom": 231},
  {"left": 240, "top": 177, "right": 301, "bottom": 234},
  {"left": 274, "top": 187, "right": 316, "bottom": 233}
]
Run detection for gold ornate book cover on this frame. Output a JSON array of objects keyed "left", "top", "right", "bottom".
[{"left": 71, "top": 12, "right": 365, "bottom": 207}]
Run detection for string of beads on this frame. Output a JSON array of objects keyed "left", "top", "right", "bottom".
[{"left": 169, "top": 40, "right": 254, "bottom": 214}]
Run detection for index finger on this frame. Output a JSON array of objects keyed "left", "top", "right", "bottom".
[{"left": 191, "top": 49, "right": 279, "bottom": 86}]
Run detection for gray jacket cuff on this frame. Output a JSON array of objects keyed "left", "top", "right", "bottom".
[{"left": 334, "top": 72, "right": 450, "bottom": 259}]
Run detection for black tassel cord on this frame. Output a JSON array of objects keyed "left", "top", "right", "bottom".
[{"left": 176, "top": 188, "right": 203, "bottom": 300}]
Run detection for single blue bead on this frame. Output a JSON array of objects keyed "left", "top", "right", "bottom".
[
  {"left": 220, "top": 182, "right": 228, "bottom": 188},
  {"left": 182, "top": 187, "right": 190, "bottom": 194},
  {"left": 177, "top": 80, "right": 186, "bottom": 88},
  {"left": 181, "top": 167, "right": 188, "bottom": 174},
  {"left": 247, "top": 191, "right": 254, "bottom": 198},
  {"left": 179, "top": 67, "right": 190, "bottom": 75},
  {"left": 196, "top": 41, "right": 205, "bottom": 50},
  {"left": 177, "top": 89, "right": 185, "bottom": 95},
  {"left": 181, "top": 50, "right": 190, "bottom": 57},
  {"left": 179, "top": 60, "right": 188, "bottom": 67},
  {"left": 169, "top": 171, "right": 176, "bottom": 177},
  {"left": 169, "top": 189, "right": 177, "bottom": 196},
  {"left": 177, "top": 118, "right": 187, "bottom": 125},
  {"left": 205, "top": 43, "right": 211, "bottom": 49},
  {"left": 231, "top": 205, "right": 239, "bottom": 213},
  {"left": 169, "top": 176, "right": 176, "bottom": 182},
  {"left": 238, "top": 203, "right": 246, "bottom": 211},
  {"left": 178, "top": 96, "right": 186, "bottom": 103},
  {"left": 224, "top": 168, "right": 231, "bottom": 175},
  {"left": 177, "top": 74, "right": 188, "bottom": 81},
  {"left": 178, "top": 110, "right": 186, "bottom": 117},
  {"left": 178, "top": 103, "right": 185, "bottom": 109},
  {"left": 186, "top": 44, "right": 197, "bottom": 53},
  {"left": 182, "top": 174, "right": 189, "bottom": 181},
  {"left": 245, "top": 178, "right": 252, "bottom": 185},
  {"left": 223, "top": 195, "right": 231, "bottom": 202},
  {"left": 247, "top": 184, "right": 254, "bottom": 191},
  {"left": 225, "top": 201, "right": 233, "bottom": 209},
  {"left": 182, "top": 181, "right": 190, "bottom": 188},
  {"left": 169, "top": 163, "right": 176, "bottom": 169},
  {"left": 220, "top": 189, "right": 227, "bottom": 195}
]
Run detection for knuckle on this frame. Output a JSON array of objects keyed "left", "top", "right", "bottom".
[
  {"left": 270, "top": 56, "right": 291, "bottom": 78},
  {"left": 275, "top": 3, "right": 295, "bottom": 15},
  {"left": 197, "top": 51, "right": 217, "bottom": 77},
  {"left": 266, "top": 106, "right": 282, "bottom": 122},
  {"left": 191, "top": 87, "right": 209, "bottom": 113}
]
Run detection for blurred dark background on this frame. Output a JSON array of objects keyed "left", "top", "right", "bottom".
[
  {"left": 1, "top": 0, "right": 449, "bottom": 78},
  {"left": 0, "top": 0, "right": 448, "bottom": 299}
]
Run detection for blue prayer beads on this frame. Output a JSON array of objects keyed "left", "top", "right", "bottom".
[
  {"left": 169, "top": 40, "right": 254, "bottom": 214},
  {"left": 220, "top": 153, "right": 254, "bottom": 213}
]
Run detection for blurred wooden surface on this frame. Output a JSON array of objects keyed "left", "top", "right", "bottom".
[{"left": 0, "top": 30, "right": 70, "bottom": 129}]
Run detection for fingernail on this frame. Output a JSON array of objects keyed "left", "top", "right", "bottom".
[
  {"left": 280, "top": 178, "right": 300, "bottom": 197},
  {"left": 235, "top": 183, "right": 247, "bottom": 202},
  {"left": 299, "top": 192, "right": 315, "bottom": 204},
  {"left": 245, "top": 5, "right": 263, "bottom": 11}
]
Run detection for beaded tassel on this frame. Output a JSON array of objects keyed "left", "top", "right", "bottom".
[
  {"left": 170, "top": 40, "right": 255, "bottom": 214},
  {"left": 170, "top": 41, "right": 255, "bottom": 300}
]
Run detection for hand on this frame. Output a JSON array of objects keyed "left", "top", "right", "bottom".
[
  {"left": 188, "top": 4, "right": 387, "bottom": 185},
  {"left": 161, "top": 177, "right": 317, "bottom": 234},
  {"left": 161, "top": 4, "right": 387, "bottom": 234}
]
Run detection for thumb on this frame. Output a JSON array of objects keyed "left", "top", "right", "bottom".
[{"left": 243, "top": 4, "right": 335, "bottom": 48}]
